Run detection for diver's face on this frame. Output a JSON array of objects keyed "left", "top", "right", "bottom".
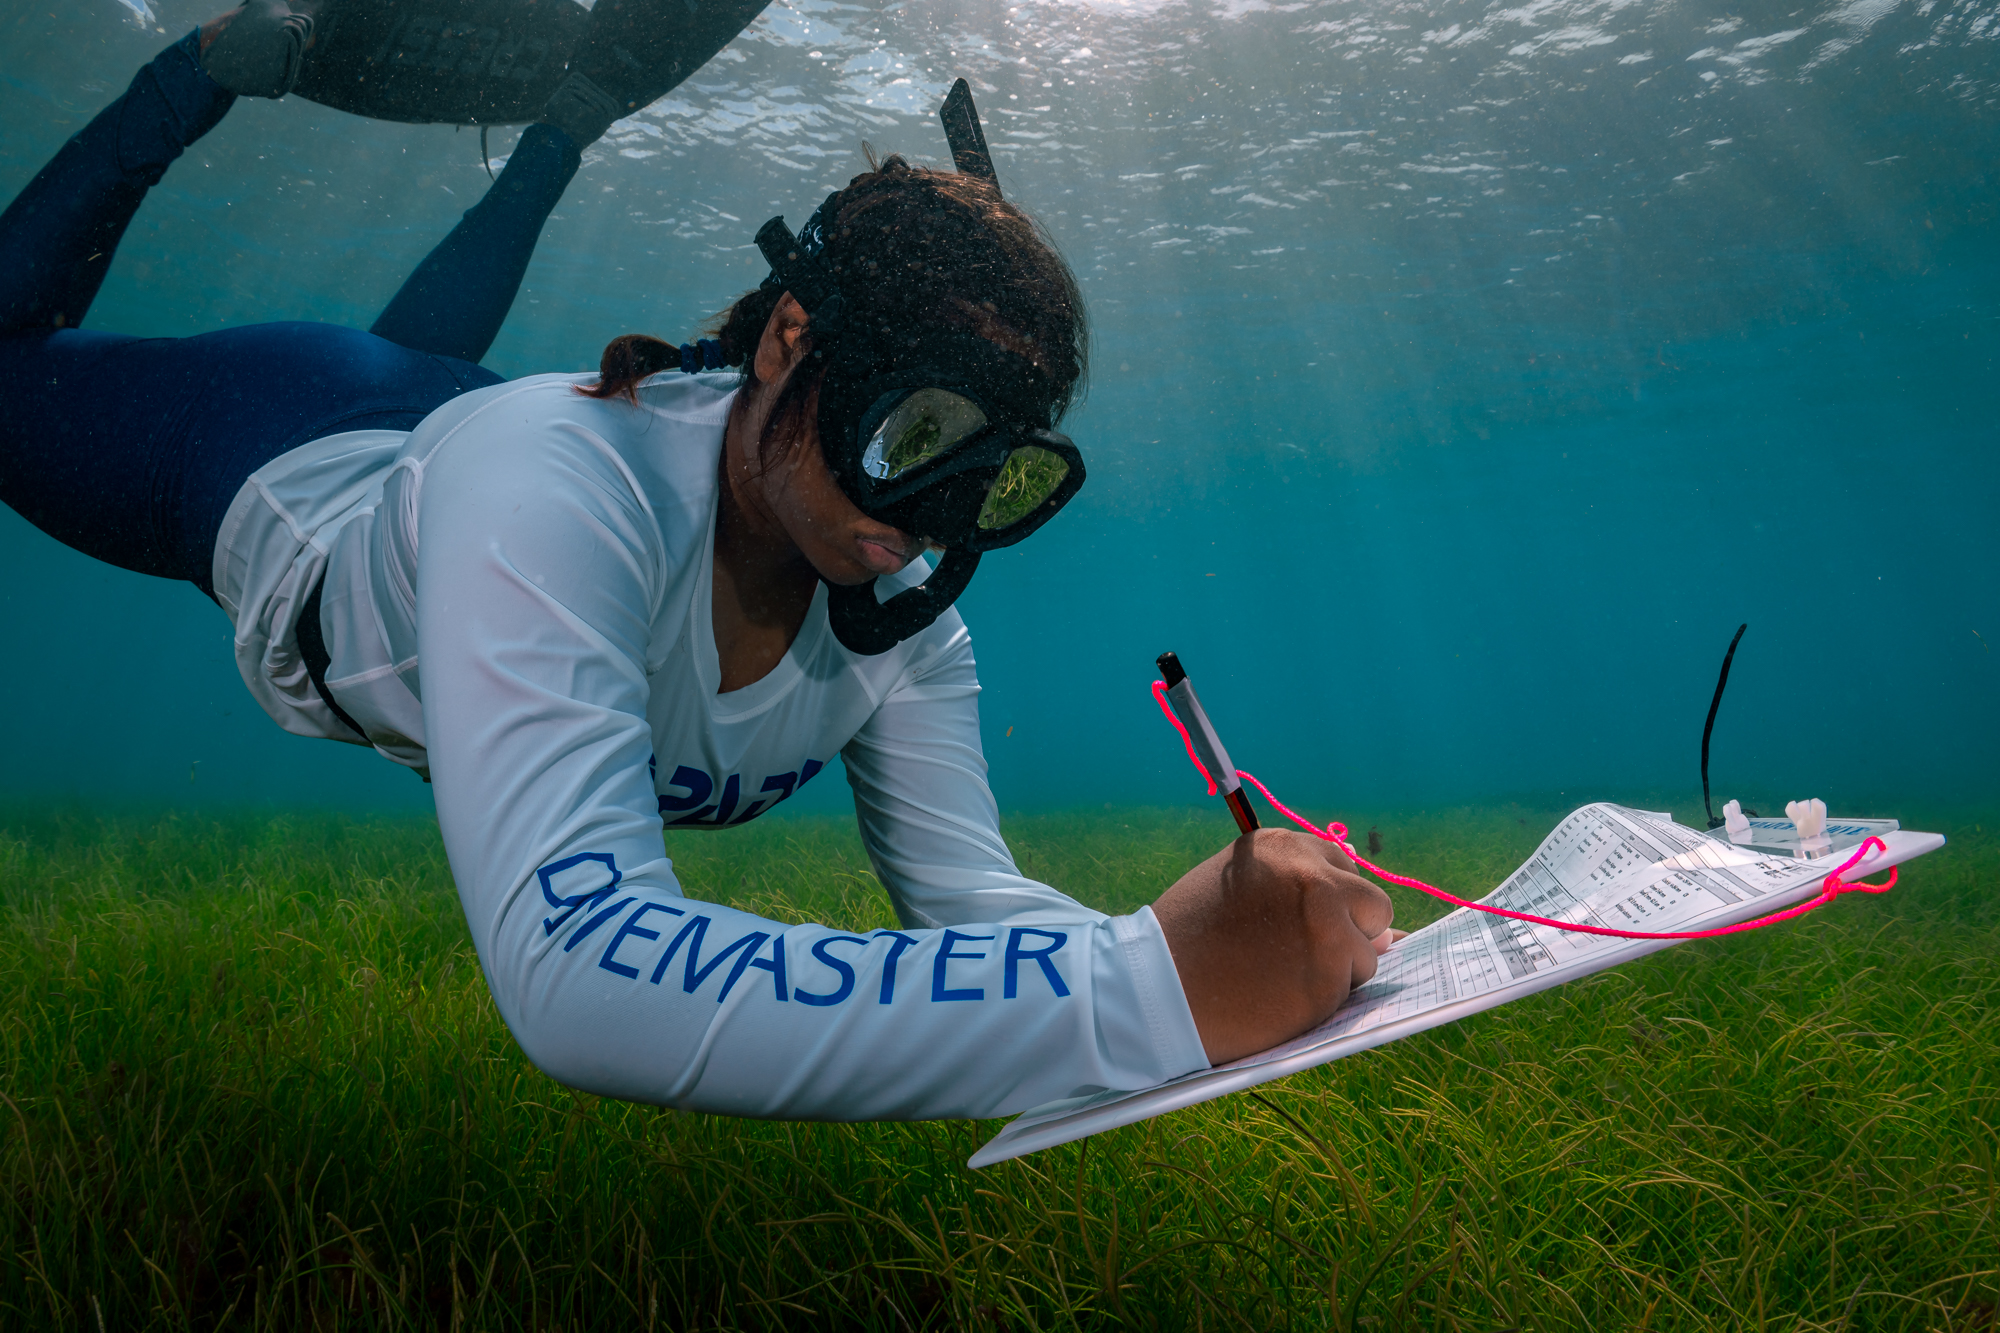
[
  {"left": 736, "top": 293, "right": 923, "bottom": 586},
  {"left": 765, "top": 422, "right": 924, "bottom": 586}
]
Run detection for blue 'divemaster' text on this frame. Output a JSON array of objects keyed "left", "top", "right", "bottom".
[{"left": 534, "top": 851, "right": 1072, "bottom": 1006}]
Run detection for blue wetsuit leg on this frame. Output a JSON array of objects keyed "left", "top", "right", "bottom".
[
  {"left": 0, "top": 33, "right": 582, "bottom": 592},
  {"left": 0, "top": 322, "right": 500, "bottom": 589},
  {"left": 369, "top": 122, "right": 583, "bottom": 363},
  {"left": 0, "top": 32, "right": 233, "bottom": 335}
]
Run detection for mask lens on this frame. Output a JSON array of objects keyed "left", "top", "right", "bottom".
[
  {"left": 976, "top": 446, "right": 1071, "bottom": 531},
  {"left": 862, "top": 389, "right": 989, "bottom": 481}
]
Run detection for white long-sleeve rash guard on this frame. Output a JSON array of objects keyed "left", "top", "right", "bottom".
[{"left": 210, "top": 372, "right": 1209, "bottom": 1120}]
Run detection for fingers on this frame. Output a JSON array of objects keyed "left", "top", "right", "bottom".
[
  {"left": 1257, "top": 827, "right": 1394, "bottom": 944},
  {"left": 1327, "top": 863, "right": 1392, "bottom": 991},
  {"left": 1336, "top": 870, "right": 1395, "bottom": 940},
  {"left": 1309, "top": 866, "right": 1391, "bottom": 998},
  {"left": 1350, "top": 930, "right": 1380, "bottom": 987},
  {"left": 1313, "top": 831, "right": 1358, "bottom": 875}
]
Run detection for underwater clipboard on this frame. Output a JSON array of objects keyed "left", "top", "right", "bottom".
[{"left": 968, "top": 803, "right": 1945, "bottom": 1169}]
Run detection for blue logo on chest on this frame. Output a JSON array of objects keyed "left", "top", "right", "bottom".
[{"left": 651, "top": 758, "right": 827, "bottom": 827}]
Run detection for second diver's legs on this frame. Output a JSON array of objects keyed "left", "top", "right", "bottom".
[
  {"left": 367, "top": 0, "right": 779, "bottom": 364},
  {"left": 0, "top": 31, "right": 234, "bottom": 336},
  {"left": 0, "top": 30, "right": 502, "bottom": 592},
  {"left": 0, "top": 324, "right": 500, "bottom": 591},
  {"left": 367, "top": 122, "right": 582, "bottom": 365}
]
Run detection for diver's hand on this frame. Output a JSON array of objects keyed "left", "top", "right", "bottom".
[{"left": 1152, "top": 829, "right": 1395, "bottom": 1064}]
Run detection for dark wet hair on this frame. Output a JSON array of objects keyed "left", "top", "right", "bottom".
[{"left": 579, "top": 153, "right": 1088, "bottom": 437}]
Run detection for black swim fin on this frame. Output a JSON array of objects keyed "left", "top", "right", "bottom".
[
  {"left": 543, "top": 0, "right": 779, "bottom": 147},
  {"left": 203, "top": 0, "right": 320, "bottom": 99},
  {"left": 560, "top": 0, "right": 777, "bottom": 127},
  {"left": 291, "top": 0, "right": 772, "bottom": 129},
  {"left": 292, "top": 0, "right": 589, "bottom": 125}
]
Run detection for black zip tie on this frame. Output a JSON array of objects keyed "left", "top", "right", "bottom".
[{"left": 1702, "top": 623, "right": 1748, "bottom": 829}]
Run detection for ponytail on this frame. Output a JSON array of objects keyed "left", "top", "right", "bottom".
[
  {"left": 577, "top": 285, "right": 787, "bottom": 404},
  {"left": 576, "top": 334, "right": 680, "bottom": 403}
]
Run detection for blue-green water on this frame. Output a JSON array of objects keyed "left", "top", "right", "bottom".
[{"left": 2, "top": 0, "right": 1995, "bottom": 816}]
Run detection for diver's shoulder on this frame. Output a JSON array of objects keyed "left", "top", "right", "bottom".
[
  {"left": 417, "top": 369, "right": 737, "bottom": 419},
  {"left": 632, "top": 370, "right": 743, "bottom": 426},
  {"left": 403, "top": 373, "right": 595, "bottom": 446},
  {"left": 407, "top": 370, "right": 735, "bottom": 457},
  {"left": 474, "top": 368, "right": 740, "bottom": 439}
]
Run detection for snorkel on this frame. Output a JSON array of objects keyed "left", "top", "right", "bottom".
[{"left": 754, "top": 80, "right": 1086, "bottom": 655}]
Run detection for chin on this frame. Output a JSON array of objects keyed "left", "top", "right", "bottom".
[
  {"left": 825, "top": 569, "right": 878, "bottom": 588},
  {"left": 811, "top": 552, "right": 885, "bottom": 587}
]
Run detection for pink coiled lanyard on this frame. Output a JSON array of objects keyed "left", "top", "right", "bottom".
[{"left": 1150, "top": 679, "right": 1896, "bottom": 942}]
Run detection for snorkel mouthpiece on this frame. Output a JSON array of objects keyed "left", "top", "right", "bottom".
[
  {"left": 754, "top": 78, "right": 1081, "bottom": 656},
  {"left": 826, "top": 548, "right": 984, "bottom": 656}
]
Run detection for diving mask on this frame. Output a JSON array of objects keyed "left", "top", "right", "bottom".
[
  {"left": 854, "top": 388, "right": 1082, "bottom": 550},
  {"left": 818, "top": 337, "right": 1086, "bottom": 556}
]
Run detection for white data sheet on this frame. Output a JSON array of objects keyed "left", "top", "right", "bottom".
[{"left": 970, "top": 803, "right": 1944, "bottom": 1168}]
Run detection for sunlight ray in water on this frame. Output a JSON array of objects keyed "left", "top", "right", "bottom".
[{"left": 0, "top": 0, "right": 1994, "bottom": 823}]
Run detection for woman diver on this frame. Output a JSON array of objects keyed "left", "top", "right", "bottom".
[{"left": 0, "top": 2, "right": 1395, "bottom": 1120}]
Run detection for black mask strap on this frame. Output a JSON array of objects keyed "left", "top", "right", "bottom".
[
  {"left": 825, "top": 548, "right": 982, "bottom": 656},
  {"left": 754, "top": 214, "right": 846, "bottom": 339}
]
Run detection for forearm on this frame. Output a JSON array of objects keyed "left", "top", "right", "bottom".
[
  {"left": 842, "top": 626, "right": 1105, "bottom": 929},
  {"left": 485, "top": 881, "right": 1207, "bottom": 1119}
]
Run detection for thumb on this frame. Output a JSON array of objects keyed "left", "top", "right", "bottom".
[{"left": 1344, "top": 875, "right": 1396, "bottom": 939}]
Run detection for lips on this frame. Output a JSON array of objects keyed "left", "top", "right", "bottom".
[{"left": 853, "top": 531, "right": 916, "bottom": 576}]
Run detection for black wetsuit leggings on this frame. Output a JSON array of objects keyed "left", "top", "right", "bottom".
[{"left": 0, "top": 30, "right": 581, "bottom": 595}]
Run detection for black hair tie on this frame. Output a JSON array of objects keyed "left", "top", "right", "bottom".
[{"left": 677, "top": 338, "right": 726, "bottom": 373}]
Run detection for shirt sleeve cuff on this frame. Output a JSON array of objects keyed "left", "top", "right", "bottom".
[{"left": 1106, "top": 904, "right": 1211, "bottom": 1080}]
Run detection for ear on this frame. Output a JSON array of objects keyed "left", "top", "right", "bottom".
[{"left": 753, "top": 293, "right": 811, "bottom": 386}]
